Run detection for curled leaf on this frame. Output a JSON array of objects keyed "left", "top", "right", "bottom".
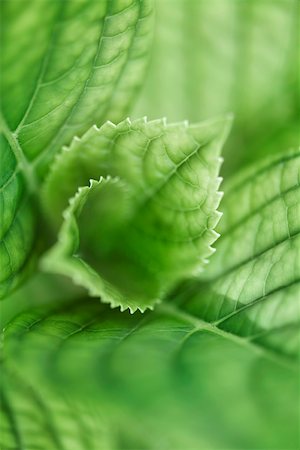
[{"left": 42, "top": 116, "right": 232, "bottom": 312}]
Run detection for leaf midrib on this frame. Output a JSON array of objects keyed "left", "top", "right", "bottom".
[
  {"left": 0, "top": 113, "right": 38, "bottom": 193},
  {"left": 157, "top": 302, "right": 297, "bottom": 371},
  {"left": 0, "top": 387, "right": 23, "bottom": 449},
  {"left": 4, "top": 297, "right": 296, "bottom": 372}
]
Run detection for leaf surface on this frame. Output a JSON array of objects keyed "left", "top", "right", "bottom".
[
  {"left": 2, "top": 297, "right": 299, "bottom": 450},
  {"left": 3, "top": 147, "right": 300, "bottom": 447},
  {"left": 0, "top": 129, "right": 37, "bottom": 299},
  {"left": 174, "top": 149, "right": 300, "bottom": 358},
  {"left": 0, "top": 0, "right": 153, "bottom": 298},
  {"left": 1, "top": 0, "right": 153, "bottom": 175},
  {"left": 3, "top": 149, "right": 300, "bottom": 448},
  {"left": 0, "top": 368, "right": 113, "bottom": 450},
  {"left": 42, "top": 117, "right": 231, "bottom": 311}
]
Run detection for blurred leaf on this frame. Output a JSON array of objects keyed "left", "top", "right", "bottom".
[
  {"left": 0, "top": 0, "right": 153, "bottom": 298},
  {"left": 134, "top": 0, "right": 299, "bottom": 171},
  {"left": 3, "top": 149, "right": 300, "bottom": 447},
  {"left": 1, "top": 2, "right": 299, "bottom": 449},
  {"left": 0, "top": 272, "right": 85, "bottom": 330},
  {"left": 0, "top": 368, "right": 113, "bottom": 450},
  {"left": 2, "top": 298, "right": 299, "bottom": 449}
]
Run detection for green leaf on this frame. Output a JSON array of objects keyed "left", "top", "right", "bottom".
[
  {"left": 1, "top": 0, "right": 153, "bottom": 177},
  {"left": 42, "top": 177, "right": 144, "bottom": 312},
  {"left": 3, "top": 151, "right": 299, "bottom": 447},
  {"left": 2, "top": 299, "right": 299, "bottom": 449},
  {"left": 0, "top": 368, "right": 113, "bottom": 450},
  {"left": 134, "top": 0, "right": 299, "bottom": 171},
  {"left": 0, "top": 272, "right": 85, "bottom": 330},
  {"left": 0, "top": 0, "right": 153, "bottom": 298},
  {"left": 41, "top": 116, "right": 231, "bottom": 312},
  {"left": 174, "top": 149, "right": 300, "bottom": 359},
  {"left": 0, "top": 130, "right": 37, "bottom": 299}
]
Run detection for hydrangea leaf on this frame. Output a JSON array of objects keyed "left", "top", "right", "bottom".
[
  {"left": 3, "top": 149, "right": 299, "bottom": 449},
  {"left": 173, "top": 149, "right": 300, "bottom": 358},
  {"left": 2, "top": 298, "right": 299, "bottom": 449},
  {"left": 41, "top": 117, "right": 232, "bottom": 312},
  {"left": 0, "top": 368, "right": 113, "bottom": 450},
  {"left": 42, "top": 177, "right": 147, "bottom": 312},
  {"left": 0, "top": 128, "right": 38, "bottom": 299},
  {"left": 1, "top": 0, "right": 153, "bottom": 177},
  {"left": 0, "top": 0, "right": 153, "bottom": 299}
]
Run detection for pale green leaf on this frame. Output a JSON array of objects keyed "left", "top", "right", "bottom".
[
  {"left": 134, "top": 0, "right": 299, "bottom": 171},
  {"left": 41, "top": 116, "right": 231, "bottom": 312}
]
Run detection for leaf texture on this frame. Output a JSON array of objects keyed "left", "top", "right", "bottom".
[
  {"left": 2, "top": 299, "right": 299, "bottom": 449},
  {"left": 173, "top": 149, "right": 300, "bottom": 358},
  {"left": 1, "top": 0, "right": 153, "bottom": 176},
  {"left": 0, "top": 129, "right": 37, "bottom": 299},
  {"left": 0, "top": 0, "right": 153, "bottom": 298},
  {"left": 3, "top": 149, "right": 300, "bottom": 446},
  {"left": 0, "top": 368, "right": 112, "bottom": 450},
  {"left": 42, "top": 116, "right": 231, "bottom": 312}
]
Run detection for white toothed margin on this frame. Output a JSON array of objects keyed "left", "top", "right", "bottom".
[
  {"left": 42, "top": 119, "right": 120, "bottom": 208},
  {"left": 42, "top": 115, "right": 229, "bottom": 308},
  {"left": 41, "top": 176, "right": 160, "bottom": 314},
  {"left": 198, "top": 169, "right": 224, "bottom": 267},
  {"left": 43, "top": 116, "right": 197, "bottom": 203}
]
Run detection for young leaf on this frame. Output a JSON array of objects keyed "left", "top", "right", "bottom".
[
  {"left": 42, "top": 177, "right": 144, "bottom": 312},
  {"left": 42, "top": 117, "right": 232, "bottom": 312},
  {"left": 0, "top": 0, "right": 153, "bottom": 298},
  {"left": 174, "top": 149, "right": 300, "bottom": 358}
]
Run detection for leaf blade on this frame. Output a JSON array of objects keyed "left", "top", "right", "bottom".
[
  {"left": 0, "top": 0, "right": 153, "bottom": 298},
  {"left": 1, "top": 0, "right": 154, "bottom": 176},
  {"left": 0, "top": 128, "right": 37, "bottom": 299},
  {"left": 41, "top": 116, "right": 231, "bottom": 311},
  {"left": 174, "top": 149, "right": 300, "bottom": 358},
  {"left": 2, "top": 297, "right": 299, "bottom": 449}
]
